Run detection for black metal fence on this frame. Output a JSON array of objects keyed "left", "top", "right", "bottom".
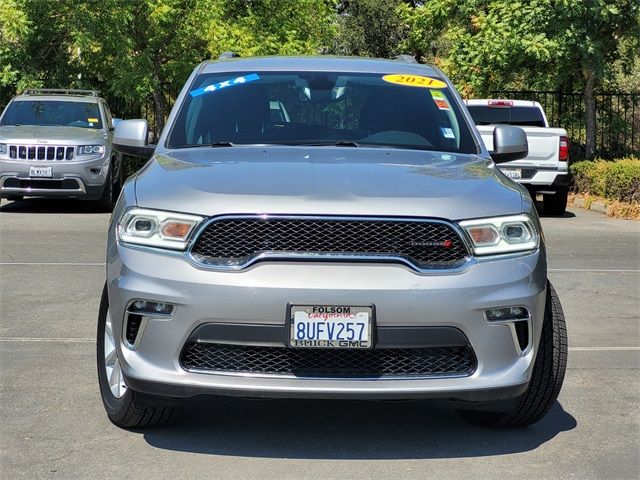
[
  {"left": 491, "top": 90, "right": 640, "bottom": 159},
  {"left": 3, "top": 85, "right": 638, "bottom": 160}
]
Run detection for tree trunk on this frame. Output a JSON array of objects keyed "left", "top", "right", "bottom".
[
  {"left": 584, "top": 71, "right": 596, "bottom": 159},
  {"left": 151, "top": 88, "right": 167, "bottom": 143}
]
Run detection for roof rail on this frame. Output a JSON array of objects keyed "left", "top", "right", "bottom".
[
  {"left": 394, "top": 55, "right": 418, "bottom": 64},
  {"left": 21, "top": 88, "right": 100, "bottom": 97},
  {"left": 218, "top": 51, "right": 241, "bottom": 60}
]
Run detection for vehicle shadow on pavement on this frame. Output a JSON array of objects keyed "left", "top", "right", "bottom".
[
  {"left": 142, "top": 397, "right": 576, "bottom": 459},
  {"left": 537, "top": 210, "right": 576, "bottom": 219},
  {"left": 0, "top": 198, "right": 102, "bottom": 214}
]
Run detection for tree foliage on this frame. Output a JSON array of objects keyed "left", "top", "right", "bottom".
[
  {"left": 334, "top": 0, "right": 409, "bottom": 58},
  {"left": 0, "top": 0, "right": 638, "bottom": 157},
  {"left": 205, "top": 0, "right": 335, "bottom": 57}
]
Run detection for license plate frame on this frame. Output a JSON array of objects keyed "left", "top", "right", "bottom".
[
  {"left": 29, "top": 166, "right": 52, "bottom": 178},
  {"left": 500, "top": 168, "right": 522, "bottom": 180},
  {"left": 287, "top": 304, "right": 375, "bottom": 349}
]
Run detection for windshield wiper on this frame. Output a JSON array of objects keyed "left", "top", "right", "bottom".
[
  {"left": 282, "top": 140, "right": 361, "bottom": 147},
  {"left": 209, "top": 141, "right": 235, "bottom": 147}
]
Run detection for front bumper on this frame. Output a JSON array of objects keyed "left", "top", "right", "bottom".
[
  {"left": 0, "top": 154, "right": 109, "bottom": 199},
  {"left": 502, "top": 167, "right": 569, "bottom": 193},
  {"left": 106, "top": 243, "right": 547, "bottom": 402}
]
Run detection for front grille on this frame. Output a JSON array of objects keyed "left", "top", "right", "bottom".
[
  {"left": 3, "top": 178, "right": 81, "bottom": 190},
  {"left": 191, "top": 217, "right": 469, "bottom": 269},
  {"left": 181, "top": 343, "right": 476, "bottom": 378},
  {"left": 8, "top": 145, "right": 74, "bottom": 160}
]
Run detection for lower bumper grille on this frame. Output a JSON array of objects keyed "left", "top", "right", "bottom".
[
  {"left": 181, "top": 343, "right": 476, "bottom": 378},
  {"left": 2, "top": 177, "right": 81, "bottom": 190}
]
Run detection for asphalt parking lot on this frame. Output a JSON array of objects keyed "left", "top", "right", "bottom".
[{"left": 1, "top": 199, "right": 638, "bottom": 480}]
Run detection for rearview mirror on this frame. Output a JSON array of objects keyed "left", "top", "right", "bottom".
[
  {"left": 490, "top": 125, "right": 528, "bottom": 164},
  {"left": 113, "top": 119, "right": 155, "bottom": 159}
]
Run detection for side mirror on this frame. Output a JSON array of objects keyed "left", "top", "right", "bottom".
[
  {"left": 490, "top": 125, "right": 528, "bottom": 164},
  {"left": 108, "top": 118, "right": 121, "bottom": 132},
  {"left": 113, "top": 119, "right": 155, "bottom": 159}
]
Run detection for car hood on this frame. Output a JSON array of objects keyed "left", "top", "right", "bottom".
[
  {"left": 0, "top": 125, "right": 107, "bottom": 144},
  {"left": 134, "top": 147, "right": 523, "bottom": 220}
]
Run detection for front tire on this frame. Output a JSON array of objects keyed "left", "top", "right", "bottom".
[
  {"left": 97, "top": 285, "right": 181, "bottom": 428},
  {"left": 459, "top": 282, "right": 568, "bottom": 427}
]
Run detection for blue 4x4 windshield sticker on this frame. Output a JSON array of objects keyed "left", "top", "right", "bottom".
[{"left": 189, "top": 73, "right": 260, "bottom": 98}]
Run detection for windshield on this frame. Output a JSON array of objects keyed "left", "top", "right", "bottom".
[
  {"left": 467, "top": 105, "right": 546, "bottom": 127},
  {"left": 167, "top": 71, "right": 478, "bottom": 154},
  {"left": 0, "top": 100, "right": 103, "bottom": 129}
]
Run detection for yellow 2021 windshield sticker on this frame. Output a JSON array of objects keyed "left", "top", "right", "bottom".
[
  {"left": 88, "top": 117, "right": 98, "bottom": 123},
  {"left": 382, "top": 74, "right": 447, "bottom": 89}
]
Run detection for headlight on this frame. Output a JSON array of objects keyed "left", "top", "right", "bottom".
[
  {"left": 0, "top": 143, "right": 7, "bottom": 155},
  {"left": 78, "top": 145, "right": 105, "bottom": 155},
  {"left": 458, "top": 214, "right": 539, "bottom": 255},
  {"left": 117, "top": 208, "right": 204, "bottom": 251}
]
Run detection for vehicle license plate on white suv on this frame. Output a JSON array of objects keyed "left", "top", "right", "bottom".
[
  {"left": 29, "top": 166, "right": 52, "bottom": 177},
  {"left": 290, "top": 305, "right": 372, "bottom": 349},
  {"left": 500, "top": 168, "right": 522, "bottom": 179}
]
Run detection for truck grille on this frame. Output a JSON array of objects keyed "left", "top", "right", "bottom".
[
  {"left": 8, "top": 145, "right": 75, "bottom": 160},
  {"left": 181, "top": 343, "right": 476, "bottom": 378},
  {"left": 191, "top": 216, "right": 469, "bottom": 270}
]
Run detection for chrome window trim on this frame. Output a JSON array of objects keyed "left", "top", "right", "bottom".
[{"left": 183, "top": 214, "right": 476, "bottom": 275}]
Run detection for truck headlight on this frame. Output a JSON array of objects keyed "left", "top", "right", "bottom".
[
  {"left": 117, "top": 208, "right": 204, "bottom": 251},
  {"left": 78, "top": 145, "right": 105, "bottom": 155},
  {"left": 458, "top": 214, "right": 539, "bottom": 255}
]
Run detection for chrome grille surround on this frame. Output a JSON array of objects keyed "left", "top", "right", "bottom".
[
  {"left": 188, "top": 215, "right": 472, "bottom": 273},
  {"left": 8, "top": 144, "right": 75, "bottom": 161}
]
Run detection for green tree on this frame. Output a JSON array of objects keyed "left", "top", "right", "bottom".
[
  {"left": 0, "top": 0, "right": 80, "bottom": 103},
  {"left": 552, "top": 0, "right": 640, "bottom": 158},
  {"left": 205, "top": 0, "right": 336, "bottom": 57},
  {"left": 69, "top": 0, "right": 213, "bottom": 135},
  {"left": 333, "top": 0, "right": 409, "bottom": 58},
  {"left": 404, "top": 0, "right": 640, "bottom": 158}
]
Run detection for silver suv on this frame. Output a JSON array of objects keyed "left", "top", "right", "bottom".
[
  {"left": 99, "top": 56, "right": 567, "bottom": 429},
  {"left": 0, "top": 89, "right": 123, "bottom": 210}
]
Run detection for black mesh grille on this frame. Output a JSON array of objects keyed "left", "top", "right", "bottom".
[
  {"left": 125, "top": 314, "right": 143, "bottom": 345},
  {"left": 181, "top": 343, "right": 476, "bottom": 378},
  {"left": 191, "top": 217, "right": 469, "bottom": 269}
]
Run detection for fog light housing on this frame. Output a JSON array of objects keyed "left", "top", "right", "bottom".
[
  {"left": 128, "top": 300, "right": 174, "bottom": 316},
  {"left": 123, "top": 300, "right": 175, "bottom": 349},
  {"left": 485, "top": 306, "right": 531, "bottom": 355},
  {"left": 485, "top": 306, "right": 529, "bottom": 321}
]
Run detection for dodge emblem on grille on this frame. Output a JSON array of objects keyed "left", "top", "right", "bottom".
[{"left": 410, "top": 239, "right": 453, "bottom": 248}]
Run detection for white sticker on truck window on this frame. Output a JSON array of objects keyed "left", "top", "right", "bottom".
[{"left": 440, "top": 127, "right": 455, "bottom": 139}]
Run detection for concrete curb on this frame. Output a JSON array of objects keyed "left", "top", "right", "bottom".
[
  {"left": 569, "top": 194, "right": 609, "bottom": 215},
  {"left": 589, "top": 201, "right": 608, "bottom": 214}
]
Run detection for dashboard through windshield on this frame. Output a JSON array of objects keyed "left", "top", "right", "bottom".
[{"left": 167, "top": 71, "right": 478, "bottom": 154}]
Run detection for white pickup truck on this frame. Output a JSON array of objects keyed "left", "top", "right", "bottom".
[{"left": 465, "top": 99, "right": 570, "bottom": 215}]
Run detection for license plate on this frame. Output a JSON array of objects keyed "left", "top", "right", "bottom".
[
  {"left": 289, "top": 305, "right": 373, "bottom": 349},
  {"left": 501, "top": 168, "right": 521, "bottom": 180},
  {"left": 29, "top": 166, "right": 52, "bottom": 178}
]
